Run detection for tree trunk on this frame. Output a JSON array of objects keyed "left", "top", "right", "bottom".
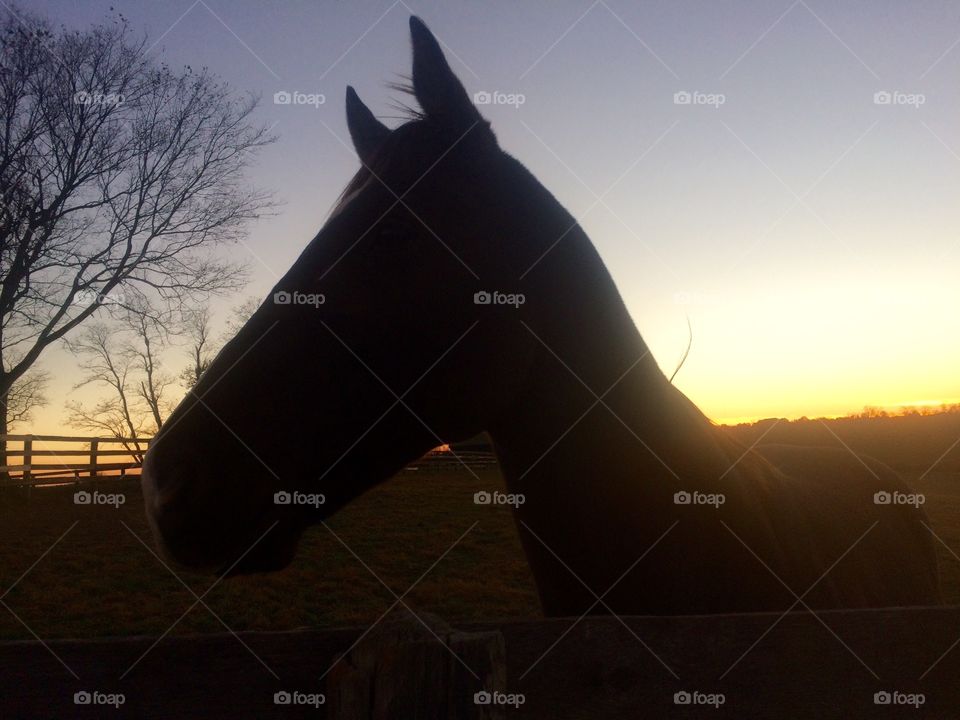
[{"left": 0, "top": 386, "right": 8, "bottom": 484}]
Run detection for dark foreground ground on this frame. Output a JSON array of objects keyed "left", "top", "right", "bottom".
[{"left": 2, "top": 466, "right": 960, "bottom": 718}]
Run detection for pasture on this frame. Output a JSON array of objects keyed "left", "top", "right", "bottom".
[
  {"left": 1, "top": 465, "right": 958, "bottom": 643},
  {"left": 0, "top": 467, "right": 539, "bottom": 642}
]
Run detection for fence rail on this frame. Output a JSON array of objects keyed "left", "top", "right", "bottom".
[
  {"left": 2, "top": 607, "right": 957, "bottom": 718},
  {"left": 0, "top": 434, "right": 148, "bottom": 484},
  {"left": 0, "top": 435, "right": 497, "bottom": 486}
]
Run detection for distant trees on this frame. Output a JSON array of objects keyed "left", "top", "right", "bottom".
[
  {"left": 66, "top": 297, "right": 258, "bottom": 447},
  {"left": 0, "top": 6, "right": 274, "bottom": 451},
  {"left": 852, "top": 404, "right": 960, "bottom": 419},
  {"left": 179, "top": 296, "right": 258, "bottom": 389},
  {"left": 65, "top": 299, "right": 175, "bottom": 449},
  {"left": 722, "top": 406, "right": 960, "bottom": 473}
]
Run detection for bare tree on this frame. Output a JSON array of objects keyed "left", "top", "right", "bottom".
[
  {"left": 0, "top": 365, "right": 49, "bottom": 478},
  {"left": 124, "top": 301, "right": 177, "bottom": 432},
  {"left": 65, "top": 298, "right": 179, "bottom": 457},
  {"left": 0, "top": 7, "right": 274, "bottom": 444},
  {"left": 65, "top": 321, "right": 146, "bottom": 457},
  {"left": 179, "top": 305, "right": 213, "bottom": 390},
  {"left": 70, "top": 292, "right": 257, "bottom": 445},
  {"left": 223, "top": 296, "right": 260, "bottom": 339},
  {"left": 180, "top": 296, "right": 258, "bottom": 388},
  {"left": 3, "top": 366, "right": 48, "bottom": 426}
]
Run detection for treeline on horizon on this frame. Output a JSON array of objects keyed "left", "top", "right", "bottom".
[
  {"left": 720, "top": 405, "right": 960, "bottom": 474},
  {"left": 449, "top": 405, "right": 960, "bottom": 474}
]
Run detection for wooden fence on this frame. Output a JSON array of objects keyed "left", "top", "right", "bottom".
[
  {"left": 0, "top": 434, "right": 148, "bottom": 484},
  {"left": 0, "top": 435, "right": 497, "bottom": 486},
  {"left": 404, "top": 449, "right": 499, "bottom": 473},
  {"left": 2, "top": 607, "right": 958, "bottom": 718}
]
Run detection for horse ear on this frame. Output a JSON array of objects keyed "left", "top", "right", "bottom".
[
  {"left": 346, "top": 86, "right": 390, "bottom": 166},
  {"left": 409, "top": 16, "right": 481, "bottom": 129}
]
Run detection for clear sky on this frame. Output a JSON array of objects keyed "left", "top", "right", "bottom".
[{"left": 25, "top": 0, "right": 960, "bottom": 429}]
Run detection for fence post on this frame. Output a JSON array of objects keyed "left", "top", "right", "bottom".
[
  {"left": 327, "top": 610, "right": 506, "bottom": 719},
  {"left": 23, "top": 436, "right": 32, "bottom": 485},
  {"left": 90, "top": 439, "right": 99, "bottom": 479}
]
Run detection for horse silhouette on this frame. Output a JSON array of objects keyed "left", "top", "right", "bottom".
[{"left": 142, "top": 17, "right": 940, "bottom": 615}]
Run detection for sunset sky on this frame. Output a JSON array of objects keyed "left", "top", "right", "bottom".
[{"left": 25, "top": 0, "right": 960, "bottom": 430}]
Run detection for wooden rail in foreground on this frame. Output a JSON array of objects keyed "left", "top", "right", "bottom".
[
  {"left": 1, "top": 606, "right": 957, "bottom": 718},
  {"left": 0, "top": 436, "right": 497, "bottom": 486}
]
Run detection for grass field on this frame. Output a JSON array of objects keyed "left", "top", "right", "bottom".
[
  {"left": 0, "top": 468, "right": 958, "bottom": 642},
  {"left": 0, "top": 468, "right": 540, "bottom": 642}
]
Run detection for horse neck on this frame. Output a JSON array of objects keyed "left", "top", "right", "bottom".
[{"left": 488, "top": 235, "right": 737, "bottom": 504}]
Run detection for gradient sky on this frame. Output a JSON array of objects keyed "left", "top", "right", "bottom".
[{"left": 24, "top": 0, "right": 960, "bottom": 430}]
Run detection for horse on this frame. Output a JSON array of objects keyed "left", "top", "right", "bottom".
[{"left": 142, "top": 16, "right": 941, "bottom": 615}]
